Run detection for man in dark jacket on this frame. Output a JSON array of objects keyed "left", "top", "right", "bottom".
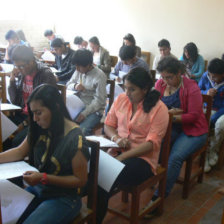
[
  {"left": 8, "top": 45, "right": 56, "bottom": 147},
  {"left": 51, "top": 38, "right": 76, "bottom": 84}
]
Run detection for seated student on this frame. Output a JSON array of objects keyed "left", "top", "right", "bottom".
[
  {"left": 74, "top": 36, "right": 88, "bottom": 49},
  {"left": 51, "top": 38, "right": 76, "bottom": 84},
  {"left": 198, "top": 58, "right": 224, "bottom": 172},
  {"left": 4, "top": 30, "right": 26, "bottom": 63},
  {"left": 96, "top": 67, "right": 169, "bottom": 223},
  {"left": 16, "top": 30, "right": 30, "bottom": 47},
  {"left": 8, "top": 45, "right": 56, "bottom": 147},
  {"left": 89, "top": 36, "right": 111, "bottom": 77},
  {"left": 0, "top": 84, "right": 89, "bottom": 224},
  {"left": 180, "top": 42, "right": 205, "bottom": 82},
  {"left": 152, "top": 57, "right": 208, "bottom": 200},
  {"left": 44, "top": 29, "right": 64, "bottom": 50},
  {"left": 110, "top": 45, "right": 149, "bottom": 82},
  {"left": 123, "top": 33, "right": 141, "bottom": 57},
  {"left": 66, "top": 49, "right": 107, "bottom": 136},
  {"left": 153, "top": 39, "right": 177, "bottom": 78}
]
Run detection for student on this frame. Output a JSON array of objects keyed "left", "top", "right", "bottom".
[
  {"left": 0, "top": 84, "right": 89, "bottom": 224},
  {"left": 8, "top": 45, "right": 57, "bottom": 147},
  {"left": 198, "top": 58, "right": 224, "bottom": 172},
  {"left": 153, "top": 57, "right": 208, "bottom": 200},
  {"left": 153, "top": 39, "right": 176, "bottom": 78},
  {"left": 123, "top": 33, "right": 141, "bottom": 57},
  {"left": 96, "top": 67, "right": 169, "bottom": 223},
  {"left": 74, "top": 36, "right": 88, "bottom": 49},
  {"left": 89, "top": 36, "right": 111, "bottom": 77},
  {"left": 51, "top": 38, "right": 76, "bottom": 84},
  {"left": 110, "top": 45, "right": 149, "bottom": 82},
  {"left": 44, "top": 29, "right": 64, "bottom": 50},
  {"left": 66, "top": 49, "right": 107, "bottom": 136},
  {"left": 16, "top": 30, "right": 30, "bottom": 47},
  {"left": 4, "top": 30, "right": 26, "bottom": 63},
  {"left": 180, "top": 42, "right": 205, "bottom": 82}
]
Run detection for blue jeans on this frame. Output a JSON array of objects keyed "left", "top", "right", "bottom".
[
  {"left": 79, "top": 112, "right": 102, "bottom": 136},
  {"left": 17, "top": 186, "right": 81, "bottom": 224},
  {"left": 155, "top": 130, "right": 207, "bottom": 197}
]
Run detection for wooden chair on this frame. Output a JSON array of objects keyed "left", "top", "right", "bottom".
[
  {"left": 217, "top": 140, "right": 224, "bottom": 169},
  {"left": 57, "top": 83, "right": 66, "bottom": 104},
  {"left": 150, "top": 69, "right": 156, "bottom": 84},
  {"left": 72, "top": 140, "right": 99, "bottom": 224},
  {"left": 204, "top": 60, "right": 208, "bottom": 72},
  {"left": 141, "top": 51, "right": 151, "bottom": 66},
  {"left": 110, "top": 56, "right": 118, "bottom": 68},
  {"left": 0, "top": 73, "right": 7, "bottom": 103},
  {"left": 108, "top": 114, "right": 173, "bottom": 224},
  {"left": 177, "top": 94, "right": 212, "bottom": 199}
]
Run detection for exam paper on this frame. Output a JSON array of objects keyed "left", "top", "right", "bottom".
[
  {"left": 86, "top": 136, "right": 119, "bottom": 148},
  {"left": 41, "top": 50, "right": 55, "bottom": 62}
]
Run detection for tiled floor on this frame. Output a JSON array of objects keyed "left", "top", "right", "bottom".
[{"left": 103, "top": 165, "right": 224, "bottom": 224}]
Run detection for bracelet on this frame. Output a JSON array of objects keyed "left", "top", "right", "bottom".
[
  {"left": 40, "top": 172, "right": 48, "bottom": 185},
  {"left": 111, "top": 134, "right": 118, "bottom": 142}
]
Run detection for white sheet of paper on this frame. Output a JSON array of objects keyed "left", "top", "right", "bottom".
[
  {"left": 0, "top": 161, "right": 38, "bottom": 180},
  {"left": 118, "top": 71, "right": 127, "bottom": 79},
  {"left": 49, "top": 67, "right": 58, "bottom": 73},
  {"left": 1, "top": 112, "right": 18, "bottom": 142},
  {"left": 1, "top": 103, "right": 21, "bottom": 111},
  {"left": 0, "top": 64, "right": 14, "bottom": 73},
  {"left": 41, "top": 50, "right": 55, "bottom": 62},
  {"left": 66, "top": 94, "right": 85, "bottom": 120},
  {"left": 86, "top": 136, "right": 119, "bottom": 148},
  {"left": 97, "top": 149, "right": 125, "bottom": 192},
  {"left": 66, "top": 90, "right": 78, "bottom": 96},
  {"left": 0, "top": 179, "right": 34, "bottom": 224}
]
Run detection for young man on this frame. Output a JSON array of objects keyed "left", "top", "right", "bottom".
[
  {"left": 51, "top": 38, "right": 76, "bottom": 84},
  {"left": 4, "top": 30, "right": 26, "bottom": 63},
  {"left": 8, "top": 45, "right": 57, "bottom": 146},
  {"left": 199, "top": 58, "right": 224, "bottom": 172},
  {"left": 66, "top": 49, "right": 107, "bottom": 136},
  {"left": 110, "top": 45, "right": 149, "bottom": 82},
  {"left": 153, "top": 39, "right": 176, "bottom": 79},
  {"left": 74, "top": 36, "right": 88, "bottom": 49},
  {"left": 44, "top": 29, "right": 64, "bottom": 50}
]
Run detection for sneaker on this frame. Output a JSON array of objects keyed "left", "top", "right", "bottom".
[{"left": 204, "top": 159, "right": 211, "bottom": 173}]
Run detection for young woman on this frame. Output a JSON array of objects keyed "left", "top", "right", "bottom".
[
  {"left": 180, "top": 42, "right": 205, "bottom": 82},
  {"left": 96, "top": 67, "right": 169, "bottom": 223},
  {"left": 0, "top": 84, "right": 89, "bottom": 224},
  {"left": 155, "top": 56, "right": 208, "bottom": 198}
]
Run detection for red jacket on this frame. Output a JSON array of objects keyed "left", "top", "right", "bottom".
[{"left": 155, "top": 76, "right": 208, "bottom": 136}]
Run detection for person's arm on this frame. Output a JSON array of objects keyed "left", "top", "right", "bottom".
[
  {"left": 66, "top": 70, "right": 79, "bottom": 90},
  {"left": 0, "top": 137, "right": 29, "bottom": 164},
  {"left": 99, "top": 50, "right": 111, "bottom": 74},
  {"left": 41, "top": 68, "right": 57, "bottom": 86},
  {"left": 192, "top": 56, "right": 205, "bottom": 79},
  {"left": 23, "top": 150, "right": 88, "bottom": 188},
  {"left": 56, "top": 64, "right": 76, "bottom": 82},
  {"left": 198, "top": 72, "right": 209, "bottom": 95}
]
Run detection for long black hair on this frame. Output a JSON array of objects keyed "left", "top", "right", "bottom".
[
  {"left": 183, "top": 42, "right": 199, "bottom": 63},
  {"left": 27, "top": 84, "right": 71, "bottom": 166},
  {"left": 124, "top": 67, "right": 160, "bottom": 113}
]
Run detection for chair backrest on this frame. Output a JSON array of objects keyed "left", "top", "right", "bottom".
[
  {"left": 110, "top": 56, "right": 118, "bottom": 68},
  {"left": 204, "top": 60, "right": 208, "bottom": 72},
  {"left": 0, "top": 73, "right": 7, "bottom": 103},
  {"left": 57, "top": 83, "right": 66, "bottom": 104},
  {"left": 202, "top": 94, "right": 212, "bottom": 125},
  {"left": 86, "top": 140, "right": 99, "bottom": 217},
  {"left": 106, "top": 79, "right": 115, "bottom": 111},
  {"left": 150, "top": 69, "right": 156, "bottom": 84},
  {"left": 141, "top": 51, "right": 151, "bottom": 66},
  {"left": 160, "top": 113, "right": 173, "bottom": 168}
]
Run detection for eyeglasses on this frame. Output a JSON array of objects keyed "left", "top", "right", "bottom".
[{"left": 161, "top": 75, "right": 175, "bottom": 81}]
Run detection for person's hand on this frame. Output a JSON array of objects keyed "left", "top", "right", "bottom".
[
  {"left": 75, "top": 113, "right": 85, "bottom": 123},
  {"left": 10, "top": 67, "right": 19, "bottom": 81},
  {"left": 207, "top": 88, "right": 217, "bottom": 97},
  {"left": 190, "top": 74, "right": 196, "bottom": 79},
  {"left": 116, "top": 154, "right": 125, "bottom": 161},
  {"left": 115, "top": 77, "right": 122, "bottom": 83},
  {"left": 23, "top": 171, "right": 42, "bottom": 186},
  {"left": 75, "top": 84, "right": 85, "bottom": 92},
  {"left": 116, "top": 137, "right": 130, "bottom": 149},
  {"left": 169, "top": 108, "right": 183, "bottom": 115}
]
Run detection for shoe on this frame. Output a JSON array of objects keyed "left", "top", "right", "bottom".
[{"left": 204, "top": 159, "right": 211, "bottom": 173}]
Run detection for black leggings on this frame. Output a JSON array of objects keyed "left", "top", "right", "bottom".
[{"left": 96, "top": 157, "right": 154, "bottom": 224}]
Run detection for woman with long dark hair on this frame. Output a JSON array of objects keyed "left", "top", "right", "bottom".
[
  {"left": 0, "top": 84, "right": 89, "bottom": 224},
  {"left": 180, "top": 42, "right": 205, "bottom": 82},
  {"left": 96, "top": 67, "right": 169, "bottom": 223},
  {"left": 123, "top": 33, "right": 142, "bottom": 57}
]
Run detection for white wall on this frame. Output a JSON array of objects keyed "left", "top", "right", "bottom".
[{"left": 0, "top": 0, "right": 223, "bottom": 67}]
